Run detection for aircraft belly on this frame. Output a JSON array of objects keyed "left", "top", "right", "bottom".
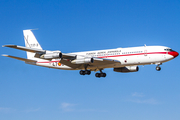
[
  {"left": 88, "top": 63, "right": 122, "bottom": 70},
  {"left": 118, "top": 54, "right": 165, "bottom": 65}
]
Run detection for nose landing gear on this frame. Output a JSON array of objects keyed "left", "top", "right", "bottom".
[
  {"left": 155, "top": 63, "right": 162, "bottom": 71},
  {"left": 156, "top": 66, "right": 161, "bottom": 71}
]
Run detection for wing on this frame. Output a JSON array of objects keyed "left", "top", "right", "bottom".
[
  {"left": 3, "top": 45, "right": 45, "bottom": 53},
  {"left": 3, "top": 44, "right": 121, "bottom": 70},
  {"left": 2, "top": 54, "right": 37, "bottom": 63},
  {"left": 60, "top": 55, "right": 121, "bottom": 70},
  {"left": 93, "top": 57, "right": 120, "bottom": 65}
]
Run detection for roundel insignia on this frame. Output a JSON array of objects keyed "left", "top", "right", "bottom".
[{"left": 58, "top": 62, "right": 61, "bottom": 66}]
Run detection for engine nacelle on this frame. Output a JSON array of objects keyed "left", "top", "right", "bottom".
[
  {"left": 71, "top": 57, "right": 94, "bottom": 64},
  {"left": 40, "top": 52, "right": 62, "bottom": 59},
  {"left": 114, "top": 66, "right": 139, "bottom": 73}
]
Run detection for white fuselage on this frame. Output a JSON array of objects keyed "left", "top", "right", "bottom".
[{"left": 35, "top": 46, "right": 176, "bottom": 70}]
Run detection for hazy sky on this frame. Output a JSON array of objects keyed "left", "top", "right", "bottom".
[{"left": 0, "top": 0, "right": 180, "bottom": 120}]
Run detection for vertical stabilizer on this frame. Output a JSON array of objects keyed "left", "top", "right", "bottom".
[{"left": 23, "top": 30, "right": 42, "bottom": 60}]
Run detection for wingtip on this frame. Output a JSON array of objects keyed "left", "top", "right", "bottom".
[
  {"left": 2, "top": 45, "right": 17, "bottom": 47},
  {"left": 2, "top": 45, "right": 11, "bottom": 47},
  {"left": 2, "top": 54, "right": 8, "bottom": 57}
]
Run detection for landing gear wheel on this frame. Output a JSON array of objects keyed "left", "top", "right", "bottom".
[
  {"left": 100, "top": 73, "right": 106, "bottom": 77},
  {"left": 102, "top": 73, "right": 106, "bottom": 77},
  {"left": 85, "top": 70, "right": 91, "bottom": 75},
  {"left": 80, "top": 70, "right": 91, "bottom": 75},
  {"left": 87, "top": 70, "right": 91, "bottom": 75},
  {"left": 95, "top": 73, "right": 106, "bottom": 78},
  {"left": 80, "top": 70, "right": 85, "bottom": 75},
  {"left": 156, "top": 66, "right": 161, "bottom": 71},
  {"left": 95, "top": 73, "right": 100, "bottom": 78}
]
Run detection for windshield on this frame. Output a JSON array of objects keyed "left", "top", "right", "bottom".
[{"left": 164, "top": 48, "right": 174, "bottom": 52}]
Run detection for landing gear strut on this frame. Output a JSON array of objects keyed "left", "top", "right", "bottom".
[{"left": 95, "top": 70, "right": 106, "bottom": 78}]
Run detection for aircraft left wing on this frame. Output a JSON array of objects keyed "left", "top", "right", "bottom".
[
  {"left": 3, "top": 45, "right": 45, "bottom": 53},
  {"left": 3, "top": 44, "right": 121, "bottom": 69}
]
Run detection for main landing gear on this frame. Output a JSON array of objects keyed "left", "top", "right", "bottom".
[
  {"left": 80, "top": 64, "right": 91, "bottom": 75},
  {"left": 95, "top": 70, "right": 106, "bottom": 78},
  {"left": 79, "top": 69, "right": 106, "bottom": 78},
  {"left": 79, "top": 70, "right": 91, "bottom": 75}
]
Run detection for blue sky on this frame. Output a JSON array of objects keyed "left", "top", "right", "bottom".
[{"left": 0, "top": 0, "right": 180, "bottom": 120}]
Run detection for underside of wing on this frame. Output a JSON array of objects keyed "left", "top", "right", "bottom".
[
  {"left": 92, "top": 58, "right": 121, "bottom": 66},
  {"left": 59, "top": 56, "right": 121, "bottom": 70},
  {"left": 2, "top": 54, "right": 37, "bottom": 63},
  {"left": 60, "top": 59, "right": 82, "bottom": 69}
]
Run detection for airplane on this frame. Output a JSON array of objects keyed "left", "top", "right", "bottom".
[{"left": 2, "top": 30, "right": 179, "bottom": 78}]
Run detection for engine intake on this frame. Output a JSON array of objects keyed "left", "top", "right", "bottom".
[{"left": 114, "top": 66, "right": 139, "bottom": 73}]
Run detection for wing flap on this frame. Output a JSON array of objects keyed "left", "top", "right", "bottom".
[
  {"left": 3, "top": 45, "right": 45, "bottom": 53},
  {"left": 2, "top": 54, "right": 37, "bottom": 62}
]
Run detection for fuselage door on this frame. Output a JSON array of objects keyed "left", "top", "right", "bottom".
[{"left": 144, "top": 50, "right": 147, "bottom": 56}]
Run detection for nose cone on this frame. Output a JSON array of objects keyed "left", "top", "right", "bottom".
[{"left": 168, "top": 51, "right": 179, "bottom": 58}]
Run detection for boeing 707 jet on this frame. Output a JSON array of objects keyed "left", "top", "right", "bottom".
[{"left": 2, "top": 30, "right": 179, "bottom": 77}]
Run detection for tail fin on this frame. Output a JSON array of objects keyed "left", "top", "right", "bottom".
[{"left": 23, "top": 30, "right": 42, "bottom": 60}]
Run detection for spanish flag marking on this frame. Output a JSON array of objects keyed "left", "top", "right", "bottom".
[{"left": 58, "top": 62, "right": 61, "bottom": 66}]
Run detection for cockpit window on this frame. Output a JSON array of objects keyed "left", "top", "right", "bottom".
[{"left": 164, "top": 48, "right": 174, "bottom": 51}]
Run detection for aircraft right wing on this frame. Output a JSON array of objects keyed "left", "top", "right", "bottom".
[
  {"left": 59, "top": 56, "right": 121, "bottom": 70},
  {"left": 2, "top": 54, "right": 37, "bottom": 63}
]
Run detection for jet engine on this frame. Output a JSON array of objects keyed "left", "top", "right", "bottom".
[
  {"left": 114, "top": 66, "right": 139, "bottom": 73},
  {"left": 71, "top": 57, "right": 94, "bottom": 64},
  {"left": 40, "top": 52, "right": 62, "bottom": 59}
]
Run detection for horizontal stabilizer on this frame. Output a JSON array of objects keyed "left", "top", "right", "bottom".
[
  {"left": 3, "top": 45, "right": 45, "bottom": 53},
  {"left": 2, "top": 54, "right": 37, "bottom": 62}
]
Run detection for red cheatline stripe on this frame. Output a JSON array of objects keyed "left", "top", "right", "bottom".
[
  {"left": 37, "top": 52, "right": 168, "bottom": 63},
  {"left": 99, "top": 52, "right": 167, "bottom": 58}
]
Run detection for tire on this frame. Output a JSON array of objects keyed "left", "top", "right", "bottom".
[
  {"left": 103, "top": 73, "right": 106, "bottom": 77},
  {"left": 80, "top": 70, "right": 85, "bottom": 75},
  {"left": 87, "top": 70, "right": 91, "bottom": 75},
  {"left": 95, "top": 73, "right": 100, "bottom": 78},
  {"left": 156, "top": 66, "right": 161, "bottom": 71}
]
